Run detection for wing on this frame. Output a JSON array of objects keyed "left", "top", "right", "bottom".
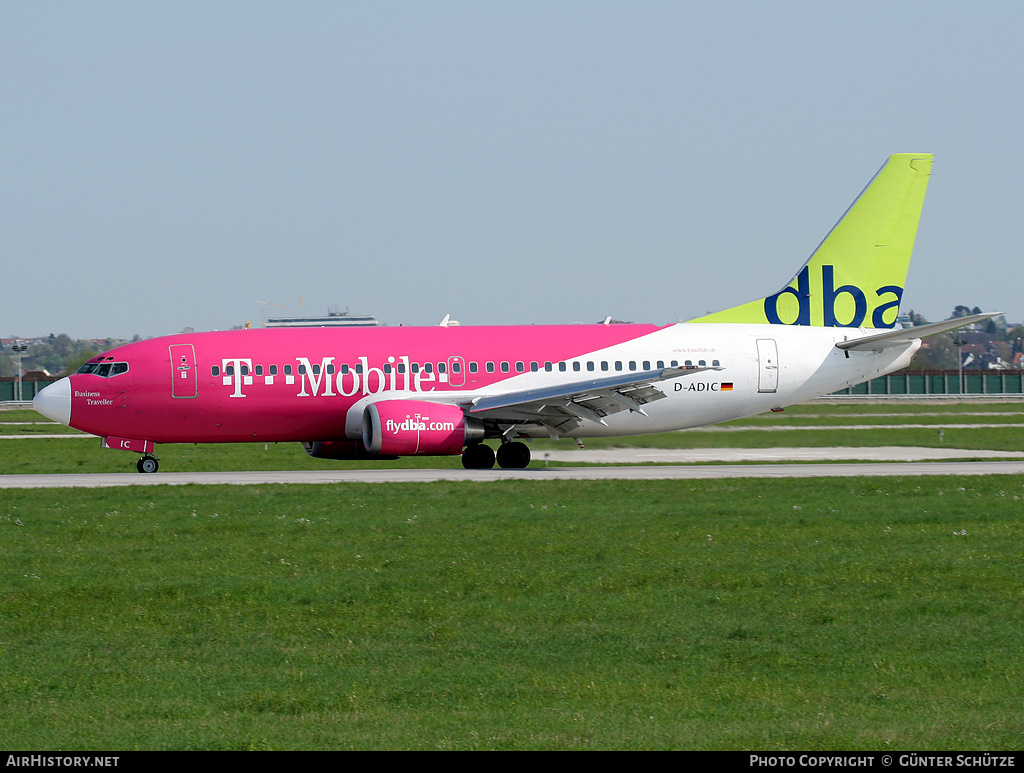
[
  {"left": 465, "top": 364, "right": 722, "bottom": 438},
  {"left": 835, "top": 312, "right": 1001, "bottom": 352}
]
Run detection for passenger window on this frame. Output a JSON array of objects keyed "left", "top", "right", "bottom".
[
  {"left": 212, "top": 366, "right": 220, "bottom": 376},
  {"left": 486, "top": 362, "right": 495, "bottom": 373},
  {"left": 500, "top": 362, "right": 510, "bottom": 373},
  {"left": 469, "top": 362, "right": 478, "bottom": 373},
  {"left": 587, "top": 362, "right": 594, "bottom": 371},
  {"left": 572, "top": 362, "right": 581, "bottom": 372},
  {"left": 516, "top": 361, "right": 525, "bottom": 373}
]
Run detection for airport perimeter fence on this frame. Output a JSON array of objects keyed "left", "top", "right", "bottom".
[
  {"left": 4, "top": 370, "right": 1024, "bottom": 405},
  {"left": 1, "top": 377, "right": 57, "bottom": 404},
  {"left": 827, "top": 369, "right": 1024, "bottom": 398}
]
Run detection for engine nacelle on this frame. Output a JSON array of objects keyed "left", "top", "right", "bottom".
[
  {"left": 302, "top": 439, "right": 397, "bottom": 460},
  {"left": 362, "top": 400, "right": 484, "bottom": 456}
]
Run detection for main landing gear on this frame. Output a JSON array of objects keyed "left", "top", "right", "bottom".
[
  {"left": 136, "top": 455, "right": 159, "bottom": 473},
  {"left": 461, "top": 441, "right": 531, "bottom": 470},
  {"left": 496, "top": 441, "right": 531, "bottom": 469}
]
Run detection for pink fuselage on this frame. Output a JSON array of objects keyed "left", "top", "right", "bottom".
[{"left": 65, "top": 324, "right": 667, "bottom": 444}]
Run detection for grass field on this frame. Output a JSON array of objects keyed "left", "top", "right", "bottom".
[{"left": 2, "top": 402, "right": 1024, "bottom": 749}]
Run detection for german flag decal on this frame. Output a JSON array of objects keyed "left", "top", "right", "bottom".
[{"left": 721, "top": 382, "right": 734, "bottom": 391}]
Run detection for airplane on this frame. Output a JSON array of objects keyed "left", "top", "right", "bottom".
[{"left": 33, "top": 153, "right": 998, "bottom": 473}]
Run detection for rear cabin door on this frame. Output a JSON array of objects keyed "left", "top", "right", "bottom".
[
  {"left": 170, "top": 344, "right": 199, "bottom": 398},
  {"left": 756, "top": 338, "right": 779, "bottom": 393}
]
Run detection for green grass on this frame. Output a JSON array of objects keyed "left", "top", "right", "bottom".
[
  {"left": 3, "top": 478, "right": 1024, "bottom": 749},
  {"left": 0, "top": 437, "right": 471, "bottom": 474},
  {"left": 562, "top": 427, "right": 1024, "bottom": 453},
  {"left": 4, "top": 401, "right": 1024, "bottom": 749}
]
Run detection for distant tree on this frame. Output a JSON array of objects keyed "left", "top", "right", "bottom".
[
  {"left": 0, "top": 335, "right": 124, "bottom": 377},
  {"left": 1007, "top": 326, "right": 1024, "bottom": 355},
  {"left": 910, "top": 332, "right": 958, "bottom": 369},
  {"left": 43, "top": 333, "right": 75, "bottom": 359},
  {"left": 60, "top": 348, "right": 101, "bottom": 376}
]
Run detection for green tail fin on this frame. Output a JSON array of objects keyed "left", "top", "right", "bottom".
[{"left": 690, "top": 153, "right": 933, "bottom": 329}]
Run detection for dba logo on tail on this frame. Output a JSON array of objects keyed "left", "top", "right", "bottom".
[{"left": 763, "top": 264, "right": 902, "bottom": 328}]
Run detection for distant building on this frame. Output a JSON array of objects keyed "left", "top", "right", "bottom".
[{"left": 264, "top": 311, "right": 381, "bottom": 328}]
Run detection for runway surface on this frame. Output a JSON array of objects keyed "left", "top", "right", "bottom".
[
  {"left": 3, "top": 457, "right": 1024, "bottom": 488},
  {"left": 541, "top": 446, "right": 1024, "bottom": 463}
]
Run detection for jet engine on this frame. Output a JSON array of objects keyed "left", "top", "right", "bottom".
[{"left": 362, "top": 400, "right": 484, "bottom": 456}]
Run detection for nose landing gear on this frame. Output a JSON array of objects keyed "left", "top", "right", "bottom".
[{"left": 136, "top": 455, "right": 160, "bottom": 474}]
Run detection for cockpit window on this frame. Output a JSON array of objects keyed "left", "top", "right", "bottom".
[{"left": 77, "top": 362, "right": 129, "bottom": 377}]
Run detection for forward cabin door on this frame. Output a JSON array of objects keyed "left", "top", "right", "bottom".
[
  {"left": 756, "top": 338, "right": 779, "bottom": 393},
  {"left": 170, "top": 344, "right": 199, "bottom": 398}
]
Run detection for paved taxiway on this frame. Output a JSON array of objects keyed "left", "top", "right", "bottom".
[
  {"left": 542, "top": 446, "right": 1024, "bottom": 463},
  {"left": 3, "top": 457, "right": 1024, "bottom": 488}
]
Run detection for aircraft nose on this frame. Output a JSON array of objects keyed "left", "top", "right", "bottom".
[{"left": 33, "top": 377, "right": 72, "bottom": 426}]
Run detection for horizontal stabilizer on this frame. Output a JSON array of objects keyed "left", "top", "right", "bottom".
[{"left": 835, "top": 312, "right": 1001, "bottom": 352}]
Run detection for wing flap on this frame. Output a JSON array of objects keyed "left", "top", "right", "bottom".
[{"left": 468, "top": 364, "right": 722, "bottom": 436}]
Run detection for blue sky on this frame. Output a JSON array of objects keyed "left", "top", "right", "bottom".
[{"left": 3, "top": 1, "right": 1021, "bottom": 339}]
